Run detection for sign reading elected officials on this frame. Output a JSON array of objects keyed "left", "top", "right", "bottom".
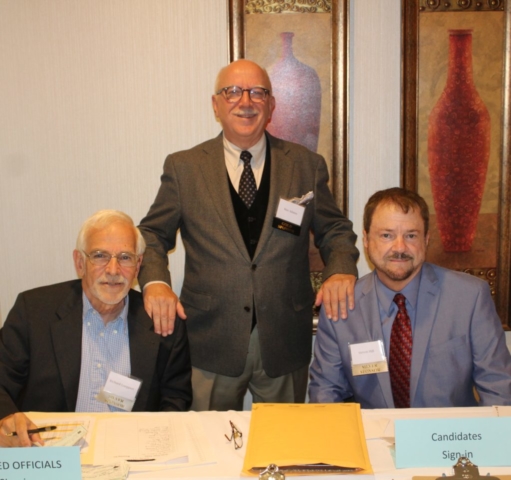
[
  {"left": 0, "top": 446, "right": 81, "bottom": 480},
  {"left": 395, "top": 417, "right": 511, "bottom": 468}
]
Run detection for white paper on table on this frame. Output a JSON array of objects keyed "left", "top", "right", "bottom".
[
  {"left": 82, "top": 461, "right": 130, "bottom": 480},
  {"left": 93, "top": 415, "right": 187, "bottom": 465},
  {"left": 126, "top": 413, "right": 217, "bottom": 472},
  {"left": 37, "top": 416, "right": 95, "bottom": 453},
  {"left": 362, "top": 416, "right": 391, "bottom": 439},
  {"left": 182, "top": 412, "right": 215, "bottom": 467},
  {"left": 93, "top": 413, "right": 216, "bottom": 471}
]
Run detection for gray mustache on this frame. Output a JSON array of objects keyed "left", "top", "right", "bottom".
[
  {"left": 234, "top": 109, "right": 258, "bottom": 115},
  {"left": 388, "top": 253, "right": 413, "bottom": 260}
]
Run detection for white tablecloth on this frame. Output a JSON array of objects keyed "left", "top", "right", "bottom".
[
  {"left": 129, "top": 406, "right": 511, "bottom": 479},
  {"left": 31, "top": 406, "right": 511, "bottom": 479}
]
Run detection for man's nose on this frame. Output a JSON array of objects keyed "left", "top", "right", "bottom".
[
  {"left": 105, "top": 256, "right": 120, "bottom": 274},
  {"left": 238, "top": 89, "right": 252, "bottom": 106},
  {"left": 392, "top": 236, "right": 406, "bottom": 252}
]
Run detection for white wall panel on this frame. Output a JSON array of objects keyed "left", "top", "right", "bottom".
[
  {"left": 349, "top": 0, "right": 402, "bottom": 276},
  {"left": 0, "top": 0, "right": 228, "bottom": 323}
]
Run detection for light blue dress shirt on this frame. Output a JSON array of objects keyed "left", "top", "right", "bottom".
[
  {"left": 374, "top": 270, "right": 421, "bottom": 354},
  {"left": 75, "top": 294, "right": 131, "bottom": 412}
]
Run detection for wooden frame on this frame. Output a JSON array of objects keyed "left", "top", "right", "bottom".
[
  {"left": 402, "top": 0, "right": 511, "bottom": 328},
  {"left": 228, "top": 0, "right": 349, "bottom": 212}
]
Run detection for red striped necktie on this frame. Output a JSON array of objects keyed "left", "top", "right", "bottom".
[{"left": 389, "top": 293, "right": 412, "bottom": 408}]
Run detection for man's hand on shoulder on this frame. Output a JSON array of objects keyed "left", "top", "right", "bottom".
[
  {"left": 315, "top": 273, "right": 356, "bottom": 321},
  {"left": 0, "top": 413, "right": 44, "bottom": 447},
  {"left": 143, "top": 283, "right": 187, "bottom": 337}
]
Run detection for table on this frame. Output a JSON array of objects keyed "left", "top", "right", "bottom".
[{"left": 29, "top": 406, "right": 511, "bottom": 479}]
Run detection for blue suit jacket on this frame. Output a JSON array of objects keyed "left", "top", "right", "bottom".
[{"left": 309, "top": 263, "right": 511, "bottom": 408}]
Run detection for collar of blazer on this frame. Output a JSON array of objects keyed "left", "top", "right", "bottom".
[{"left": 198, "top": 132, "right": 297, "bottom": 263}]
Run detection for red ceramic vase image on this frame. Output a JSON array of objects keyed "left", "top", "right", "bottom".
[
  {"left": 267, "top": 32, "right": 322, "bottom": 152},
  {"left": 427, "top": 29, "right": 491, "bottom": 252}
]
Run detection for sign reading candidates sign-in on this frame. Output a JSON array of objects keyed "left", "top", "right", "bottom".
[
  {"left": 395, "top": 417, "right": 511, "bottom": 468},
  {"left": 0, "top": 446, "right": 81, "bottom": 480}
]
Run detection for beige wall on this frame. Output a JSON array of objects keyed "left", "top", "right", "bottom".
[
  {"left": 0, "top": 0, "right": 228, "bottom": 322},
  {"left": 0, "top": 0, "right": 401, "bottom": 324},
  {"left": 349, "top": 0, "right": 402, "bottom": 274}
]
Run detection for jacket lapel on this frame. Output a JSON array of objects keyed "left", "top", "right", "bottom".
[
  {"left": 50, "top": 282, "right": 84, "bottom": 411},
  {"left": 199, "top": 134, "right": 251, "bottom": 262},
  {"left": 127, "top": 291, "right": 160, "bottom": 410},
  {"left": 253, "top": 134, "right": 295, "bottom": 262},
  {"left": 360, "top": 275, "right": 394, "bottom": 408},
  {"left": 410, "top": 263, "right": 440, "bottom": 404}
]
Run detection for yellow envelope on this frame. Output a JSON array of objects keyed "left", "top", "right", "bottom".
[{"left": 242, "top": 403, "right": 373, "bottom": 476}]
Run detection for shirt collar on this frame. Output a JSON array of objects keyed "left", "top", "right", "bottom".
[
  {"left": 374, "top": 267, "right": 422, "bottom": 315},
  {"left": 82, "top": 292, "right": 129, "bottom": 334},
  {"left": 223, "top": 133, "right": 266, "bottom": 170}
]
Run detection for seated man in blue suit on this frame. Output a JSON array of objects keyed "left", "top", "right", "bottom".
[
  {"left": 309, "top": 188, "right": 511, "bottom": 408},
  {"left": 0, "top": 210, "right": 192, "bottom": 447}
]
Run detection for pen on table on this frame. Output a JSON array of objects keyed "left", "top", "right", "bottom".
[{"left": 6, "top": 425, "right": 57, "bottom": 437}]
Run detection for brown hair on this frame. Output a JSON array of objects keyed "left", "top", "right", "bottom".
[{"left": 363, "top": 187, "right": 429, "bottom": 234}]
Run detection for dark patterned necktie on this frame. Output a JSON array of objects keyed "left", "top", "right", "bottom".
[
  {"left": 389, "top": 293, "right": 413, "bottom": 408},
  {"left": 239, "top": 150, "right": 257, "bottom": 208}
]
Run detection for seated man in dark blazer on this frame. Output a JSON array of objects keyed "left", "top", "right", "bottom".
[
  {"left": 309, "top": 188, "right": 511, "bottom": 408},
  {"left": 0, "top": 210, "right": 192, "bottom": 447}
]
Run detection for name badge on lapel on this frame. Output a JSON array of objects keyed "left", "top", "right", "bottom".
[
  {"left": 96, "top": 371, "right": 142, "bottom": 411},
  {"left": 273, "top": 198, "right": 305, "bottom": 236},
  {"left": 349, "top": 340, "right": 389, "bottom": 376}
]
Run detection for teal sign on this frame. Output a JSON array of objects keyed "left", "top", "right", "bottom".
[
  {"left": 0, "top": 446, "right": 81, "bottom": 479},
  {"left": 395, "top": 417, "right": 511, "bottom": 468}
]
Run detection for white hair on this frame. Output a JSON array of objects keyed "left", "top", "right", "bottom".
[{"left": 76, "top": 210, "right": 146, "bottom": 255}]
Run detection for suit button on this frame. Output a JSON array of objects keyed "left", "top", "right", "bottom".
[
  {"left": 251, "top": 264, "right": 257, "bottom": 271},
  {"left": 244, "top": 306, "right": 251, "bottom": 312}
]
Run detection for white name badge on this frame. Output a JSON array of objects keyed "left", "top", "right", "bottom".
[
  {"left": 273, "top": 198, "right": 305, "bottom": 235},
  {"left": 349, "top": 340, "right": 389, "bottom": 376},
  {"left": 96, "top": 371, "right": 142, "bottom": 411}
]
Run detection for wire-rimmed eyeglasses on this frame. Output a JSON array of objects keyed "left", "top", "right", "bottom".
[
  {"left": 83, "top": 250, "right": 139, "bottom": 268},
  {"left": 224, "top": 420, "right": 243, "bottom": 449},
  {"left": 216, "top": 85, "right": 270, "bottom": 103}
]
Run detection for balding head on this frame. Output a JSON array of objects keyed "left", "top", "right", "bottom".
[{"left": 212, "top": 59, "right": 275, "bottom": 150}]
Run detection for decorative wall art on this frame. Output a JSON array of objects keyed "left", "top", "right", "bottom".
[{"left": 402, "top": 0, "right": 511, "bottom": 327}]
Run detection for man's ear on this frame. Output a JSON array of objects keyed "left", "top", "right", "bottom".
[
  {"left": 135, "top": 254, "right": 143, "bottom": 276},
  {"left": 73, "top": 249, "right": 85, "bottom": 278},
  {"left": 268, "top": 96, "right": 276, "bottom": 122},
  {"left": 363, "top": 230, "right": 369, "bottom": 250}
]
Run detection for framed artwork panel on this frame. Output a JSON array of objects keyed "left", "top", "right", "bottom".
[{"left": 402, "top": 0, "right": 511, "bottom": 327}]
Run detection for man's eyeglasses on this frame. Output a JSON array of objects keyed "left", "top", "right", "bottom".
[
  {"left": 216, "top": 85, "right": 270, "bottom": 103},
  {"left": 224, "top": 420, "right": 243, "bottom": 449},
  {"left": 83, "top": 251, "right": 139, "bottom": 268}
]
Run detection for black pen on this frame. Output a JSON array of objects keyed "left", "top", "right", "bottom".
[{"left": 7, "top": 425, "right": 57, "bottom": 437}]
